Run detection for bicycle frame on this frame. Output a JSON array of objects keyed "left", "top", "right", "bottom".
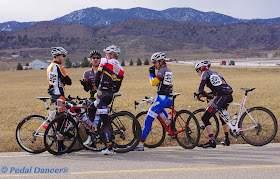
[
  {"left": 33, "top": 97, "right": 56, "bottom": 137},
  {"left": 218, "top": 95, "right": 257, "bottom": 134},
  {"left": 136, "top": 95, "right": 190, "bottom": 136}
]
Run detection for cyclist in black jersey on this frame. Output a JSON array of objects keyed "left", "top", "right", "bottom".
[
  {"left": 80, "top": 50, "right": 102, "bottom": 146},
  {"left": 195, "top": 61, "right": 233, "bottom": 148}
]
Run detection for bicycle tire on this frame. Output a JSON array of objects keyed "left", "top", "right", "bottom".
[
  {"left": 110, "top": 111, "right": 142, "bottom": 153},
  {"left": 16, "top": 115, "right": 50, "bottom": 154},
  {"left": 173, "top": 110, "right": 200, "bottom": 149},
  {"left": 239, "top": 107, "right": 278, "bottom": 146},
  {"left": 136, "top": 111, "right": 166, "bottom": 148},
  {"left": 77, "top": 121, "right": 106, "bottom": 152},
  {"left": 44, "top": 115, "right": 78, "bottom": 155},
  {"left": 192, "top": 108, "right": 219, "bottom": 145}
]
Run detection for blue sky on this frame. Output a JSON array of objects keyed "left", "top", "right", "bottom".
[{"left": 1, "top": 0, "right": 280, "bottom": 23}]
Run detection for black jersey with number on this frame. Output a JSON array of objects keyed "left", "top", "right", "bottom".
[{"left": 199, "top": 70, "right": 232, "bottom": 95}]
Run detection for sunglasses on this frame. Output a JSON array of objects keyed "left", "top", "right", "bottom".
[
  {"left": 91, "top": 57, "right": 100, "bottom": 59},
  {"left": 58, "top": 54, "right": 66, "bottom": 57}
]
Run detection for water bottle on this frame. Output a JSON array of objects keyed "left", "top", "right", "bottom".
[
  {"left": 232, "top": 113, "right": 238, "bottom": 126},
  {"left": 160, "top": 112, "right": 169, "bottom": 125},
  {"left": 93, "top": 114, "right": 100, "bottom": 128},
  {"left": 222, "top": 109, "right": 230, "bottom": 119},
  {"left": 82, "top": 114, "right": 93, "bottom": 127}
]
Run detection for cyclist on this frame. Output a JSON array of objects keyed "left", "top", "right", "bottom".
[
  {"left": 95, "top": 45, "right": 124, "bottom": 155},
  {"left": 80, "top": 50, "right": 102, "bottom": 146},
  {"left": 47, "top": 47, "right": 72, "bottom": 152},
  {"left": 136, "top": 52, "right": 173, "bottom": 151},
  {"left": 195, "top": 61, "right": 233, "bottom": 148}
]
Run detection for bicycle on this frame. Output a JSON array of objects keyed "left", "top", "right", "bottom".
[
  {"left": 44, "top": 93, "right": 142, "bottom": 155},
  {"left": 135, "top": 93, "right": 200, "bottom": 149},
  {"left": 15, "top": 97, "right": 87, "bottom": 154},
  {"left": 194, "top": 88, "right": 278, "bottom": 146}
]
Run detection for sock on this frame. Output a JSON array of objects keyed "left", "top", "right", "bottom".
[
  {"left": 107, "top": 142, "right": 112, "bottom": 150},
  {"left": 208, "top": 134, "right": 215, "bottom": 141}
]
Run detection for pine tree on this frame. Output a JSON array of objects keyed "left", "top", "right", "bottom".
[
  {"left": 65, "top": 58, "right": 72, "bottom": 68},
  {"left": 121, "top": 59, "right": 125, "bottom": 66},
  {"left": 137, "top": 58, "right": 142, "bottom": 66},
  {"left": 144, "top": 58, "right": 149, "bottom": 65},
  {"left": 81, "top": 57, "right": 90, "bottom": 67},
  {"left": 129, "top": 59, "right": 133, "bottom": 66},
  {"left": 17, "top": 63, "right": 23, "bottom": 70}
]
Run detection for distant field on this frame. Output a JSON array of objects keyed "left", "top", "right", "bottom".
[{"left": 0, "top": 65, "right": 279, "bottom": 152}]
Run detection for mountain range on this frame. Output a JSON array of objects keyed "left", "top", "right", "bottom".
[{"left": 2, "top": 7, "right": 280, "bottom": 32}]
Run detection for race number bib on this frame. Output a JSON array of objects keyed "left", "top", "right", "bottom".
[
  {"left": 163, "top": 72, "right": 173, "bottom": 85},
  {"left": 48, "top": 72, "right": 57, "bottom": 85},
  {"left": 210, "top": 74, "right": 222, "bottom": 86}
]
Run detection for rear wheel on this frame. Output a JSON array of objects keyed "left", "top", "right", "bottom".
[
  {"left": 77, "top": 122, "right": 106, "bottom": 151},
  {"left": 239, "top": 107, "right": 277, "bottom": 146},
  {"left": 16, "top": 115, "right": 50, "bottom": 154},
  {"left": 136, "top": 111, "right": 166, "bottom": 148},
  {"left": 173, "top": 110, "right": 200, "bottom": 149},
  {"left": 110, "top": 111, "right": 142, "bottom": 153}
]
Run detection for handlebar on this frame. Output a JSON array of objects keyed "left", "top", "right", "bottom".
[
  {"left": 134, "top": 97, "right": 154, "bottom": 112},
  {"left": 194, "top": 92, "right": 215, "bottom": 103}
]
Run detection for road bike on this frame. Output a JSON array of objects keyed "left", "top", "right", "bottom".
[
  {"left": 16, "top": 97, "right": 86, "bottom": 154},
  {"left": 44, "top": 93, "right": 142, "bottom": 155},
  {"left": 193, "top": 88, "right": 278, "bottom": 146},
  {"left": 135, "top": 93, "right": 200, "bottom": 149}
]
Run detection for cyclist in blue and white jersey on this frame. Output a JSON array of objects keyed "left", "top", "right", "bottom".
[{"left": 136, "top": 52, "right": 173, "bottom": 151}]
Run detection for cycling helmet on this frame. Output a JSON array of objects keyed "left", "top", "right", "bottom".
[
  {"left": 195, "top": 61, "right": 209, "bottom": 72},
  {"left": 89, "top": 50, "right": 101, "bottom": 58},
  {"left": 103, "top": 45, "right": 121, "bottom": 55},
  {"left": 202, "top": 60, "right": 211, "bottom": 67},
  {"left": 51, "top": 47, "right": 67, "bottom": 56},
  {"left": 151, "top": 52, "right": 166, "bottom": 63}
]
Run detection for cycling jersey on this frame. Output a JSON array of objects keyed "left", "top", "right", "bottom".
[
  {"left": 83, "top": 68, "right": 98, "bottom": 97},
  {"left": 95, "top": 58, "right": 124, "bottom": 93},
  {"left": 150, "top": 65, "right": 173, "bottom": 95},
  {"left": 199, "top": 70, "right": 232, "bottom": 95},
  {"left": 47, "top": 61, "right": 71, "bottom": 97}
]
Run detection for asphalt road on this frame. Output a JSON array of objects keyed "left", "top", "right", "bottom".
[{"left": 1, "top": 143, "right": 280, "bottom": 179}]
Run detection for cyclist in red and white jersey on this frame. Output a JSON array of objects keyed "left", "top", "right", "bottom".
[
  {"left": 95, "top": 45, "right": 124, "bottom": 155},
  {"left": 47, "top": 47, "right": 72, "bottom": 151}
]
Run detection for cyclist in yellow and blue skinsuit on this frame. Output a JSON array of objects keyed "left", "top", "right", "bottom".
[{"left": 136, "top": 52, "right": 173, "bottom": 151}]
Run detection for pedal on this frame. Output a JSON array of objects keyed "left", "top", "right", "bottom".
[{"left": 167, "top": 133, "right": 176, "bottom": 139}]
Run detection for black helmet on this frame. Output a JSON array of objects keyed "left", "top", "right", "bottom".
[{"left": 89, "top": 50, "right": 101, "bottom": 58}]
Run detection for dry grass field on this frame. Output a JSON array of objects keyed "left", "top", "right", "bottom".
[{"left": 0, "top": 64, "right": 279, "bottom": 152}]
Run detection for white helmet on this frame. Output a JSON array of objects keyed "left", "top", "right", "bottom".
[
  {"left": 103, "top": 45, "right": 121, "bottom": 55},
  {"left": 151, "top": 52, "right": 166, "bottom": 63},
  {"left": 51, "top": 47, "right": 67, "bottom": 56},
  {"left": 195, "top": 61, "right": 209, "bottom": 72}
]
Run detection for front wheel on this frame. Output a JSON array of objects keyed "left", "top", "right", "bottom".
[
  {"left": 239, "top": 107, "right": 278, "bottom": 146},
  {"left": 44, "top": 115, "right": 78, "bottom": 155},
  {"left": 193, "top": 108, "right": 219, "bottom": 145},
  {"left": 172, "top": 110, "right": 200, "bottom": 149},
  {"left": 110, "top": 111, "right": 142, "bottom": 153},
  {"left": 136, "top": 111, "right": 166, "bottom": 148}
]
